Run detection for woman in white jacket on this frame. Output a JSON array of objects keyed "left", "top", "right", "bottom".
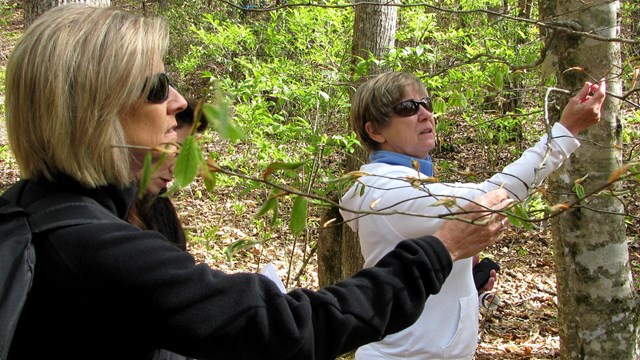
[{"left": 340, "top": 72, "right": 606, "bottom": 360}]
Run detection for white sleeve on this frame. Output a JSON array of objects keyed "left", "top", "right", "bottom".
[
  {"left": 345, "top": 123, "right": 580, "bottom": 265},
  {"left": 480, "top": 122, "right": 579, "bottom": 200}
]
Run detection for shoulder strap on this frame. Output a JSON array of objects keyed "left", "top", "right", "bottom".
[
  {"left": 2, "top": 180, "right": 123, "bottom": 233},
  {"left": 0, "top": 183, "right": 123, "bottom": 359},
  {"left": 0, "top": 196, "right": 32, "bottom": 360},
  {"left": 26, "top": 192, "right": 122, "bottom": 234}
]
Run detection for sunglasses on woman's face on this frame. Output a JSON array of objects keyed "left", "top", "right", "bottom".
[
  {"left": 145, "top": 73, "right": 172, "bottom": 103},
  {"left": 392, "top": 97, "right": 433, "bottom": 117}
]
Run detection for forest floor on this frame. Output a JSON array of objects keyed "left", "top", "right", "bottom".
[{"left": 2, "top": 4, "right": 639, "bottom": 360}]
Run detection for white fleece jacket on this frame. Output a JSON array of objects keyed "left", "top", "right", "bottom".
[{"left": 339, "top": 123, "right": 580, "bottom": 360}]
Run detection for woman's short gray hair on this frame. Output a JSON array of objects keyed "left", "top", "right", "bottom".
[{"left": 350, "top": 72, "right": 428, "bottom": 153}]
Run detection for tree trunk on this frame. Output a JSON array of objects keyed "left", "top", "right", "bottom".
[
  {"left": 24, "top": 0, "right": 111, "bottom": 27},
  {"left": 316, "top": 0, "right": 397, "bottom": 286},
  {"left": 317, "top": 204, "right": 343, "bottom": 287},
  {"left": 543, "top": 1, "right": 639, "bottom": 358}
]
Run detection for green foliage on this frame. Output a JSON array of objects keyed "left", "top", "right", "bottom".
[
  {"left": 0, "top": 145, "right": 15, "bottom": 169},
  {"left": 157, "top": 0, "right": 639, "bottom": 266},
  {"left": 622, "top": 110, "right": 640, "bottom": 145},
  {"left": 289, "top": 195, "right": 308, "bottom": 236},
  {"left": 0, "top": 2, "right": 18, "bottom": 28}
]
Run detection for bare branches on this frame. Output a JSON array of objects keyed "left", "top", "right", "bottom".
[{"left": 214, "top": 0, "right": 639, "bottom": 45}]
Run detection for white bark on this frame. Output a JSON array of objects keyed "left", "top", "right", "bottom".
[{"left": 545, "top": 0, "right": 639, "bottom": 358}]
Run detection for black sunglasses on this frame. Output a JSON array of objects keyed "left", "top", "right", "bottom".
[
  {"left": 392, "top": 97, "right": 433, "bottom": 117},
  {"left": 145, "top": 73, "right": 172, "bottom": 103}
]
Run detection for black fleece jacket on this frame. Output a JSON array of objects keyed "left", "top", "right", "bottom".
[{"left": 7, "top": 176, "right": 453, "bottom": 360}]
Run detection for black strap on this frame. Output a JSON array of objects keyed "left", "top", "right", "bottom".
[
  {"left": 26, "top": 193, "right": 122, "bottom": 234},
  {"left": 2, "top": 180, "right": 123, "bottom": 234}
]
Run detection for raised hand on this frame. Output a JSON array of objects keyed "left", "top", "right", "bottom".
[{"left": 559, "top": 80, "right": 607, "bottom": 136}]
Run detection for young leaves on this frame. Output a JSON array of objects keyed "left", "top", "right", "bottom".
[
  {"left": 173, "top": 135, "right": 202, "bottom": 188},
  {"left": 202, "top": 102, "right": 245, "bottom": 141},
  {"left": 290, "top": 195, "right": 308, "bottom": 236}
]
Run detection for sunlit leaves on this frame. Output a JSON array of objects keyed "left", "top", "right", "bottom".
[
  {"left": 505, "top": 202, "right": 534, "bottom": 231},
  {"left": 432, "top": 97, "right": 447, "bottom": 114},
  {"left": 202, "top": 102, "right": 245, "bottom": 141}
]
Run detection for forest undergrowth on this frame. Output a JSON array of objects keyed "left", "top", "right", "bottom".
[{"left": 2, "top": 2, "right": 640, "bottom": 359}]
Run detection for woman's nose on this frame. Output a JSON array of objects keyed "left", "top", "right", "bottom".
[
  {"left": 168, "top": 87, "right": 188, "bottom": 114},
  {"left": 417, "top": 106, "right": 432, "bottom": 121}
]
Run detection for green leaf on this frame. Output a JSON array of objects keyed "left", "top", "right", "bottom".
[
  {"left": 433, "top": 97, "right": 446, "bottom": 114},
  {"left": 225, "top": 239, "right": 261, "bottom": 261},
  {"left": 494, "top": 71, "right": 504, "bottom": 90},
  {"left": 449, "top": 91, "right": 467, "bottom": 108},
  {"left": 511, "top": 203, "right": 534, "bottom": 231},
  {"left": 266, "top": 160, "right": 311, "bottom": 172},
  {"left": 270, "top": 199, "right": 280, "bottom": 226},
  {"left": 256, "top": 196, "right": 278, "bottom": 219},
  {"left": 573, "top": 184, "right": 586, "bottom": 200},
  {"left": 262, "top": 160, "right": 311, "bottom": 180},
  {"left": 202, "top": 102, "right": 246, "bottom": 141},
  {"left": 201, "top": 164, "right": 217, "bottom": 192},
  {"left": 289, "top": 195, "right": 308, "bottom": 236},
  {"left": 256, "top": 188, "right": 282, "bottom": 225},
  {"left": 138, "top": 152, "right": 154, "bottom": 199},
  {"left": 173, "top": 135, "right": 201, "bottom": 188}
]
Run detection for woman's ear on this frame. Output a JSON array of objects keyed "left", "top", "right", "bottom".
[{"left": 365, "top": 122, "right": 385, "bottom": 144}]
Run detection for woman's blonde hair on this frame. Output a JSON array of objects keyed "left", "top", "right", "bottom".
[
  {"left": 350, "top": 72, "right": 428, "bottom": 153},
  {"left": 5, "top": 4, "right": 169, "bottom": 188}
]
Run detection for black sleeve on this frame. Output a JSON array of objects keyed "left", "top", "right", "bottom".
[
  {"left": 170, "top": 235, "right": 452, "bottom": 360},
  {"left": 44, "top": 222, "right": 452, "bottom": 360},
  {"left": 284, "top": 235, "right": 453, "bottom": 359}
]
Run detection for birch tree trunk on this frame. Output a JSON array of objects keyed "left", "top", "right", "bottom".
[
  {"left": 542, "top": 0, "right": 639, "bottom": 358},
  {"left": 24, "top": 0, "right": 111, "bottom": 27}
]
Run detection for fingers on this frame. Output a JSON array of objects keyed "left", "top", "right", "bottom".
[
  {"left": 592, "top": 79, "right": 607, "bottom": 101},
  {"left": 466, "top": 189, "right": 512, "bottom": 223},
  {"left": 474, "top": 188, "right": 509, "bottom": 208},
  {"left": 577, "top": 79, "right": 606, "bottom": 104},
  {"left": 576, "top": 81, "right": 593, "bottom": 102},
  {"left": 560, "top": 79, "right": 607, "bottom": 135},
  {"left": 435, "top": 189, "right": 512, "bottom": 262},
  {"left": 481, "top": 271, "right": 497, "bottom": 292}
]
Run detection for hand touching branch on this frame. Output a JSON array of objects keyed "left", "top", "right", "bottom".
[
  {"left": 560, "top": 80, "right": 607, "bottom": 136},
  {"left": 434, "top": 188, "right": 511, "bottom": 262}
]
